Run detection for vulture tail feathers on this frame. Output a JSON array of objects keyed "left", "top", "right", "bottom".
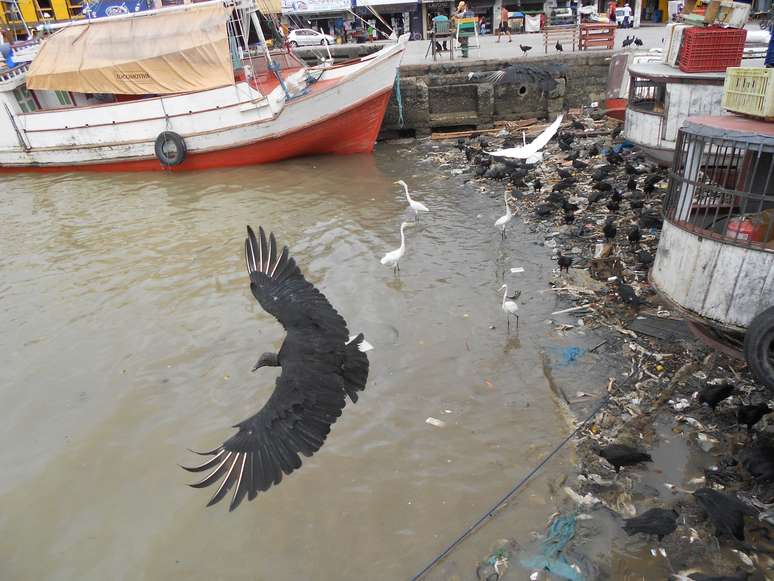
[{"left": 341, "top": 333, "right": 370, "bottom": 403}]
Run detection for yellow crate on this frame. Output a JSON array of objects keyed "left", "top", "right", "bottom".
[{"left": 722, "top": 67, "right": 774, "bottom": 120}]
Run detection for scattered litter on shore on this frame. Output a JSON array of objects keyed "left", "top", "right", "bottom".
[{"left": 429, "top": 109, "right": 773, "bottom": 579}]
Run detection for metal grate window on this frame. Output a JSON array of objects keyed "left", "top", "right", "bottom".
[
  {"left": 664, "top": 127, "right": 774, "bottom": 251},
  {"left": 628, "top": 76, "right": 666, "bottom": 116}
]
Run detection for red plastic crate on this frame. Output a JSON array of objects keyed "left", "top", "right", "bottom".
[{"left": 678, "top": 26, "right": 746, "bottom": 73}]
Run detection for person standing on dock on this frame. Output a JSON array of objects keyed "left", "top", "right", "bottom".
[
  {"left": 622, "top": 2, "right": 632, "bottom": 27},
  {"left": 608, "top": 0, "right": 618, "bottom": 23},
  {"left": 496, "top": 5, "right": 512, "bottom": 43},
  {"left": 455, "top": 1, "right": 473, "bottom": 57}
]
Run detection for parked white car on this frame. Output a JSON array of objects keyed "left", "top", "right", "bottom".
[{"left": 287, "top": 28, "right": 336, "bottom": 47}]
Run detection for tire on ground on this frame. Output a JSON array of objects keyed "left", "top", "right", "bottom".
[{"left": 744, "top": 306, "right": 774, "bottom": 393}]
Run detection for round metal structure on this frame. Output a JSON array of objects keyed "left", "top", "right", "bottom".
[{"left": 651, "top": 115, "right": 774, "bottom": 390}]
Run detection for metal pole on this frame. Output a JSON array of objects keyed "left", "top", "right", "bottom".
[{"left": 250, "top": 10, "right": 274, "bottom": 67}]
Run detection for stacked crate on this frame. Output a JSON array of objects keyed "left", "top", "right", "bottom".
[{"left": 677, "top": 26, "right": 746, "bottom": 73}]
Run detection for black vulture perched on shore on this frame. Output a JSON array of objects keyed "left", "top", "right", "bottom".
[
  {"left": 182, "top": 226, "right": 370, "bottom": 511},
  {"left": 737, "top": 403, "right": 772, "bottom": 432},
  {"left": 639, "top": 209, "right": 663, "bottom": 230},
  {"left": 572, "top": 158, "right": 588, "bottom": 170},
  {"left": 697, "top": 380, "right": 734, "bottom": 411},
  {"left": 603, "top": 220, "right": 617, "bottom": 241},
  {"left": 627, "top": 225, "right": 641, "bottom": 247},
  {"left": 739, "top": 446, "right": 774, "bottom": 481},
  {"left": 595, "top": 443, "right": 652, "bottom": 473},
  {"left": 623, "top": 508, "right": 679, "bottom": 541},
  {"left": 637, "top": 250, "right": 654, "bottom": 267},
  {"left": 693, "top": 488, "right": 749, "bottom": 541},
  {"left": 616, "top": 279, "right": 642, "bottom": 308},
  {"left": 557, "top": 253, "right": 572, "bottom": 273}
]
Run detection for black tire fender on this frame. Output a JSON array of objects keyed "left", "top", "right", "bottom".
[
  {"left": 154, "top": 131, "right": 186, "bottom": 167},
  {"left": 744, "top": 306, "right": 774, "bottom": 393}
]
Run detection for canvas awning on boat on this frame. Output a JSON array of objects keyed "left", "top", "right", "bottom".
[
  {"left": 26, "top": 2, "right": 234, "bottom": 95},
  {"left": 256, "top": 0, "right": 281, "bottom": 13}
]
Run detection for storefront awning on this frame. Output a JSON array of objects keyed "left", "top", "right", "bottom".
[
  {"left": 355, "top": 0, "right": 415, "bottom": 5},
  {"left": 280, "top": 0, "right": 351, "bottom": 14},
  {"left": 27, "top": 2, "right": 234, "bottom": 95}
]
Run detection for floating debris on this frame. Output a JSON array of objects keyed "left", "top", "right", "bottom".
[{"left": 425, "top": 417, "right": 446, "bottom": 428}]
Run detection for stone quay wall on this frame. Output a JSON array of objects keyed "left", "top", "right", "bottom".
[
  {"left": 381, "top": 52, "right": 613, "bottom": 137},
  {"left": 292, "top": 45, "right": 613, "bottom": 137}
]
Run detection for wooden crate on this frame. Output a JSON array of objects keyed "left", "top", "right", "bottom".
[
  {"left": 579, "top": 23, "right": 615, "bottom": 51},
  {"left": 543, "top": 25, "right": 578, "bottom": 54}
]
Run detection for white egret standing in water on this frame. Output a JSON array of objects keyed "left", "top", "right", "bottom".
[
  {"left": 381, "top": 222, "right": 409, "bottom": 274},
  {"left": 395, "top": 180, "right": 429, "bottom": 221},
  {"left": 494, "top": 192, "right": 513, "bottom": 239},
  {"left": 499, "top": 284, "right": 519, "bottom": 331}
]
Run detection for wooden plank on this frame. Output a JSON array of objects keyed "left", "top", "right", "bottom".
[
  {"left": 430, "top": 120, "right": 549, "bottom": 140},
  {"left": 497, "top": 117, "right": 539, "bottom": 128},
  {"left": 430, "top": 127, "right": 507, "bottom": 139}
]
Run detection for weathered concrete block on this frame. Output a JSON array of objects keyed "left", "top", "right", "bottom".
[
  {"left": 385, "top": 77, "right": 430, "bottom": 132},
  {"left": 476, "top": 83, "right": 494, "bottom": 127}
]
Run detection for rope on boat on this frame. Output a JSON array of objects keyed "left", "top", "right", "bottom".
[
  {"left": 395, "top": 68, "right": 404, "bottom": 128},
  {"left": 410, "top": 371, "right": 638, "bottom": 580}
]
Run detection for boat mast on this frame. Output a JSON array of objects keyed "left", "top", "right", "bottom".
[{"left": 239, "top": 0, "right": 292, "bottom": 99}]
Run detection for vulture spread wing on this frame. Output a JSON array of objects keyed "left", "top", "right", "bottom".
[{"left": 183, "top": 226, "right": 369, "bottom": 511}]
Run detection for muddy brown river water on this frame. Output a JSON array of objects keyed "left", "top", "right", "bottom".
[{"left": 1, "top": 144, "right": 636, "bottom": 580}]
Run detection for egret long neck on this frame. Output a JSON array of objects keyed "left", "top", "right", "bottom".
[
  {"left": 404, "top": 185, "right": 412, "bottom": 205},
  {"left": 502, "top": 285, "right": 508, "bottom": 305},
  {"left": 399, "top": 224, "right": 406, "bottom": 250},
  {"left": 504, "top": 194, "right": 511, "bottom": 215}
]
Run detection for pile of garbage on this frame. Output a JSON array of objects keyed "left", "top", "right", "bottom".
[{"left": 431, "top": 110, "right": 773, "bottom": 580}]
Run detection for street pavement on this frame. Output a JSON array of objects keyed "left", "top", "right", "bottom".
[{"left": 399, "top": 24, "right": 669, "bottom": 65}]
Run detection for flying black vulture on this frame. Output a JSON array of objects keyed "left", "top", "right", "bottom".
[
  {"left": 182, "top": 226, "right": 370, "bottom": 511},
  {"left": 466, "top": 65, "right": 558, "bottom": 94}
]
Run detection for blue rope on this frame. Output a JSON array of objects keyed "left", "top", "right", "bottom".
[{"left": 394, "top": 68, "right": 404, "bottom": 128}]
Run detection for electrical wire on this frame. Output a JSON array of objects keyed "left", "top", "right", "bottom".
[{"left": 410, "top": 372, "right": 637, "bottom": 580}]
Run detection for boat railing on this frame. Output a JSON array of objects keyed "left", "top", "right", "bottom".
[
  {"left": 664, "top": 127, "right": 774, "bottom": 252},
  {"left": 0, "top": 62, "right": 28, "bottom": 85}
]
